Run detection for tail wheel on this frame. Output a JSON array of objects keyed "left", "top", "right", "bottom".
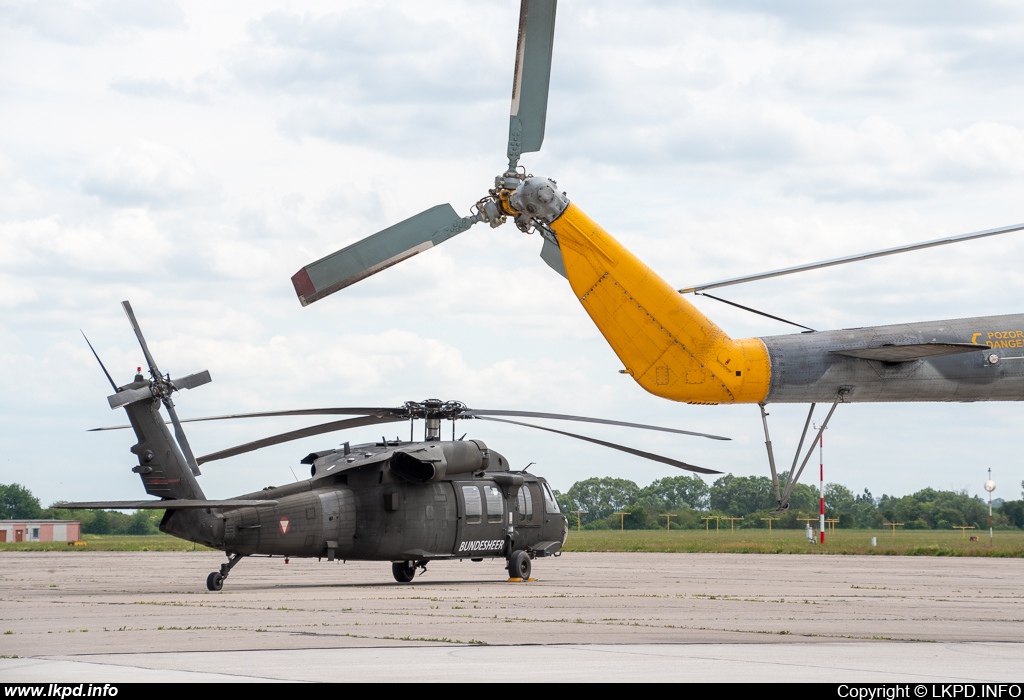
[
  {"left": 392, "top": 561, "right": 416, "bottom": 583},
  {"left": 507, "top": 550, "right": 531, "bottom": 580}
]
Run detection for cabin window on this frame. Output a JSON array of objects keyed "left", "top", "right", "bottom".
[
  {"left": 517, "top": 485, "right": 533, "bottom": 522},
  {"left": 462, "top": 486, "right": 482, "bottom": 524},
  {"left": 484, "top": 485, "right": 503, "bottom": 523},
  {"left": 542, "top": 482, "right": 560, "bottom": 514}
]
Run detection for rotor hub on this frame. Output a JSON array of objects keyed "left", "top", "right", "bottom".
[{"left": 509, "top": 176, "right": 568, "bottom": 226}]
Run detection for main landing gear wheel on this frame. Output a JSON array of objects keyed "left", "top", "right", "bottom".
[
  {"left": 392, "top": 561, "right": 416, "bottom": 583},
  {"left": 206, "top": 572, "right": 224, "bottom": 591},
  {"left": 507, "top": 550, "right": 531, "bottom": 580}
]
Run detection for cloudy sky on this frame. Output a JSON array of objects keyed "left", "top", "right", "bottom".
[{"left": 2, "top": 0, "right": 1024, "bottom": 509}]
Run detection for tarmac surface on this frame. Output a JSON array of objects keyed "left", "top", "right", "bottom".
[{"left": 2, "top": 551, "right": 1023, "bottom": 682}]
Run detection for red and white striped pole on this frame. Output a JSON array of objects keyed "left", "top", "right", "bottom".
[{"left": 819, "top": 431, "right": 825, "bottom": 545}]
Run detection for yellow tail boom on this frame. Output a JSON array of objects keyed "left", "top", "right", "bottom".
[{"left": 550, "top": 203, "right": 771, "bottom": 405}]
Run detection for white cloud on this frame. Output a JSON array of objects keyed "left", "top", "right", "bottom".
[
  {"left": 109, "top": 77, "right": 210, "bottom": 104},
  {"left": 11, "top": 0, "right": 186, "bottom": 45},
  {"left": 931, "top": 122, "right": 1024, "bottom": 178},
  {"left": 79, "top": 140, "right": 213, "bottom": 207},
  {"left": 0, "top": 210, "right": 170, "bottom": 277}
]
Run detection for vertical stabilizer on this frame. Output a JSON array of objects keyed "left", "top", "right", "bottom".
[{"left": 119, "top": 380, "right": 205, "bottom": 501}]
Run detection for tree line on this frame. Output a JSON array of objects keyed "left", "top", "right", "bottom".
[
  {"left": 2, "top": 477, "right": 1022, "bottom": 534},
  {"left": 553, "top": 475, "right": 1024, "bottom": 531},
  {"left": 0, "top": 483, "right": 163, "bottom": 535}
]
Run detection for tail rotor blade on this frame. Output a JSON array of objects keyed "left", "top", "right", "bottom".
[
  {"left": 507, "top": 0, "right": 557, "bottom": 168},
  {"left": 170, "top": 370, "right": 212, "bottom": 392},
  {"left": 165, "top": 399, "right": 201, "bottom": 476},
  {"left": 121, "top": 301, "right": 161, "bottom": 378},
  {"left": 292, "top": 205, "right": 478, "bottom": 306}
]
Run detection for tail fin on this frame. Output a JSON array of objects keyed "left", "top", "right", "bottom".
[
  {"left": 119, "top": 379, "right": 206, "bottom": 501},
  {"left": 85, "top": 302, "right": 211, "bottom": 501}
]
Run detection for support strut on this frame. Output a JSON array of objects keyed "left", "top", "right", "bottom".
[
  {"left": 759, "top": 403, "right": 783, "bottom": 506},
  {"left": 778, "top": 401, "right": 839, "bottom": 510},
  {"left": 761, "top": 388, "right": 848, "bottom": 514},
  {"left": 220, "top": 552, "right": 245, "bottom": 580}
]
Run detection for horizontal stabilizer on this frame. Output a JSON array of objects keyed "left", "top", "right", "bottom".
[
  {"left": 58, "top": 499, "right": 279, "bottom": 510},
  {"left": 830, "top": 342, "right": 988, "bottom": 362},
  {"left": 107, "top": 385, "right": 153, "bottom": 410}
]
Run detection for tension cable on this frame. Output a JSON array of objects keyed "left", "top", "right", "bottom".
[{"left": 695, "top": 292, "right": 815, "bottom": 332}]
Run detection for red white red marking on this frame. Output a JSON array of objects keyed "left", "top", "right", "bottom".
[{"left": 279, "top": 516, "right": 290, "bottom": 534}]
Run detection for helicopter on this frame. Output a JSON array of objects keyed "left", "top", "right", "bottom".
[
  {"left": 65, "top": 301, "right": 726, "bottom": 590},
  {"left": 289, "top": 0, "right": 1024, "bottom": 513}
]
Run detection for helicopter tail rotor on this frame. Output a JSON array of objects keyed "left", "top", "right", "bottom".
[
  {"left": 291, "top": 0, "right": 561, "bottom": 306},
  {"left": 103, "top": 301, "right": 210, "bottom": 477},
  {"left": 83, "top": 303, "right": 210, "bottom": 500}
]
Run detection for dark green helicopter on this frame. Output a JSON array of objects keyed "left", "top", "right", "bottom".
[{"left": 67, "top": 302, "right": 724, "bottom": 590}]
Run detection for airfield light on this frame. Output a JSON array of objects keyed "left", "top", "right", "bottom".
[
  {"left": 701, "top": 515, "right": 720, "bottom": 533},
  {"left": 720, "top": 516, "right": 743, "bottom": 533},
  {"left": 571, "top": 510, "right": 587, "bottom": 532},
  {"left": 661, "top": 513, "right": 677, "bottom": 531},
  {"left": 760, "top": 517, "right": 776, "bottom": 533},
  {"left": 614, "top": 511, "right": 631, "bottom": 531},
  {"left": 882, "top": 521, "right": 904, "bottom": 537}
]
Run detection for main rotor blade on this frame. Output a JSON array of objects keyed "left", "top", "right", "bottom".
[
  {"left": 292, "top": 205, "right": 478, "bottom": 306},
  {"left": 81, "top": 331, "right": 117, "bottom": 391},
  {"left": 88, "top": 406, "right": 405, "bottom": 432},
  {"left": 507, "top": 0, "right": 557, "bottom": 168},
  {"left": 121, "top": 300, "right": 161, "bottom": 378},
  {"left": 164, "top": 399, "right": 201, "bottom": 476},
  {"left": 196, "top": 415, "right": 405, "bottom": 465},
  {"left": 58, "top": 499, "right": 279, "bottom": 510},
  {"left": 678, "top": 221, "right": 1024, "bottom": 294},
  {"left": 169, "top": 407, "right": 399, "bottom": 423},
  {"left": 464, "top": 409, "right": 730, "bottom": 441},
  {"left": 475, "top": 416, "right": 721, "bottom": 475}
]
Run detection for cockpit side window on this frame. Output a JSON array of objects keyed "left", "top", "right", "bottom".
[
  {"left": 542, "top": 481, "right": 560, "bottom": 514},
  {"left": 517, "top": 484, "right": 533, "bottom": 522}
]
